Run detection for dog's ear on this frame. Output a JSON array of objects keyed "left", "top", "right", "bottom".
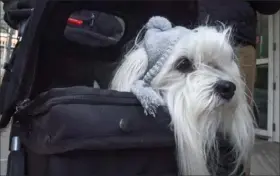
[{"left": 110, "top": 47, "right": 149, "bottom": 91}]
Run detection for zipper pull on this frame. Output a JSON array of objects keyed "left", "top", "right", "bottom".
[
  {"left": 15, "top": 99, "right": 31, "bottom": 113},
  {"left": 89, "top": 13, "right": 95, "bottom": 27}
]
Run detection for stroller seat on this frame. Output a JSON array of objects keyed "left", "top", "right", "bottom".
[{"left": 0, "top": 1, "right": 241, "bottom": 176}]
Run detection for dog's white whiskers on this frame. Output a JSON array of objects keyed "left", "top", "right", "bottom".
[{"left": 110, "top": 17, "right": 255, "bottom": 176}]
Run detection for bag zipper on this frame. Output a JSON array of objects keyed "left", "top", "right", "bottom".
[
  {"left": 19, "top": 94, "right": 139, "bottom": 116},
  {"left": 15, "top": 98, "right": 31, "bottom": 114}
]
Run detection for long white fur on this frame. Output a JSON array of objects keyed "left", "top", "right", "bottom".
[{"left": 110, "top": 25, "right": 255, "bottom": 176}]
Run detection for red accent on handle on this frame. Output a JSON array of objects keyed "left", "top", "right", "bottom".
[{"left": 67, "top": 18, "right": 83, "bottom": 26}]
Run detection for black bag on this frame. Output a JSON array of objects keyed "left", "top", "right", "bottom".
[{"left": 14, "top": 86, "right": 177, "bottom": 176}]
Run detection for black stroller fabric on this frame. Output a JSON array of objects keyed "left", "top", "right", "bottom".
[{"left": 14, "top": 86, "right": 177, "bottom": 176}]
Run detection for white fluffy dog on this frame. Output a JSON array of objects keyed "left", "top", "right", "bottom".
[{"left": 110, "top": 16, "right": 255, "bottom": 176}]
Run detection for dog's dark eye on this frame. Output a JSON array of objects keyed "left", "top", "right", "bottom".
[{"left": 175, "top": 57, "right": 193, "bottom": 73}]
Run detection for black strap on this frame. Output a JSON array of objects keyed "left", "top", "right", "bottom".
[
  {"left": 0, "top": 17, "right": 38, "bottom": 128},
  {"left": 0, "top": 105, "right": 16, "bottom": 128},
  {"left": 0, "top": 42, "right": 21, "bottom": 128}
]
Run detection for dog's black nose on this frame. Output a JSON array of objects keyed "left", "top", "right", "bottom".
[{"left": 214, "top": 80, "right": 236, "bottom": 100}]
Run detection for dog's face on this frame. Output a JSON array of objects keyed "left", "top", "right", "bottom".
[
  {"left": 152, "top": 26, "right": 242, "bottom": 111},
  {"left": 110, "top": 25, "right": 255, "bottom": 176}
]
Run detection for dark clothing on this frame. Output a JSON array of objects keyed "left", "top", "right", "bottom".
[
  {"left": 2, "top": 0, "right": 280, "bottom": 46},
  {"left": 197, "top": 0, "right": 280, "bottom": 47}
]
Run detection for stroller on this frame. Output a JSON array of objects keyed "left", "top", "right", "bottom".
[{"left": 0, "top": 0, "right": 242, "bottom": 175}]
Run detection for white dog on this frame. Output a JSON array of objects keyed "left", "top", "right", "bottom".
[{"left": 110, "top": 16, "right": 255, "bottom": 176}]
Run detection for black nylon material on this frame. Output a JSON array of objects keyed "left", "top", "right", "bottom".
[
  {"left": 16, "top": 86, "right": 178, "bottom": 176},
  {"left": 15, "top": 87, "right": 174, "bottom": 155}
]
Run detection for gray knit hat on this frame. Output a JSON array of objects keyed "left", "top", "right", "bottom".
[{"left": 131, "top": 16, "right": 191, "bottom": 117}]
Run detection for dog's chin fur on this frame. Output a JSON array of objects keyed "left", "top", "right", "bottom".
[{"left": 109, "top": 25, "right": 255, "bottom": 176}]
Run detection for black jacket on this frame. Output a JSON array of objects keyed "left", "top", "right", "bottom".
[{"left": 197, "top": 0, "right": 280, "bottom": 47}]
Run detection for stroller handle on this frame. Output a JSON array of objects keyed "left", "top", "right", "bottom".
[{"left": 11, "top": 136, "right": 21, "bottom": 151}]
